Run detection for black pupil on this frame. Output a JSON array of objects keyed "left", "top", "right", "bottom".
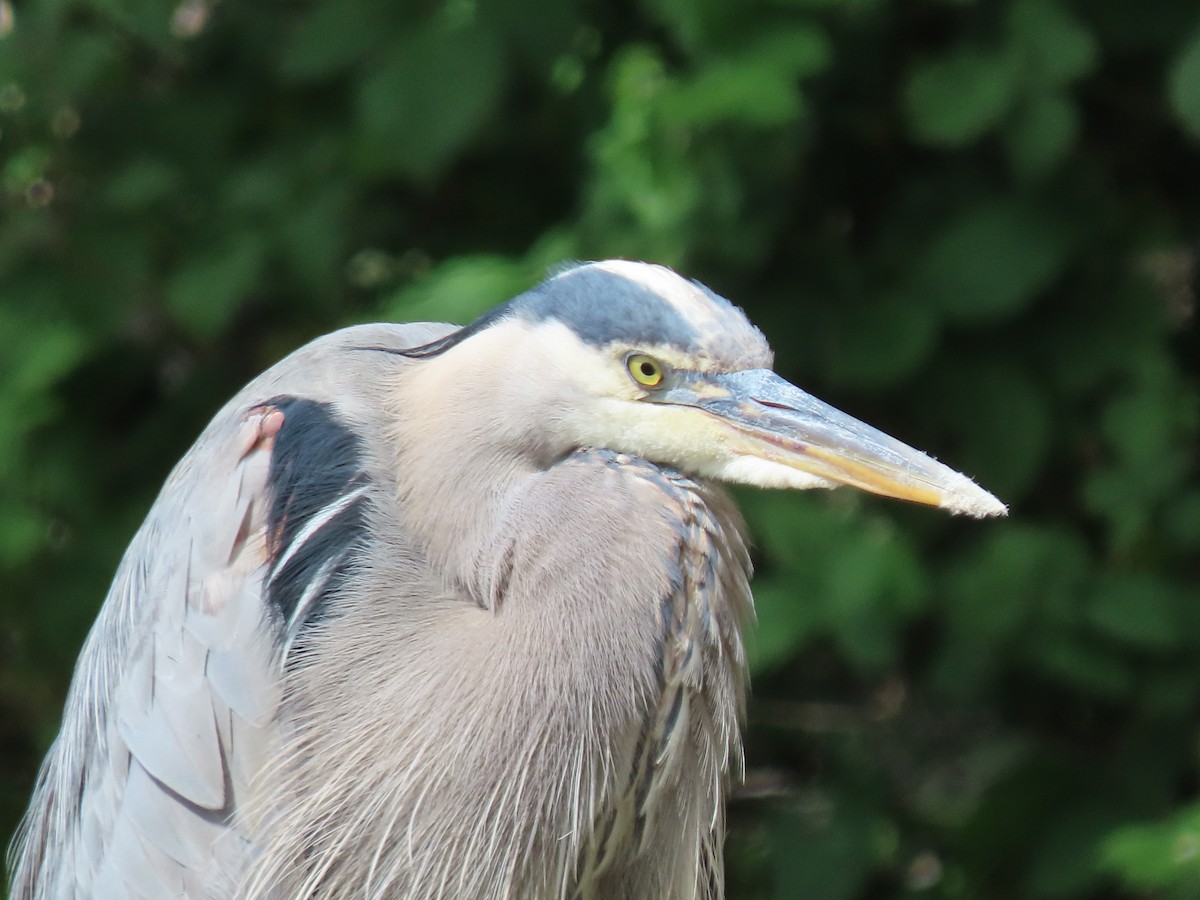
[{"left": 639, "top": 362, "right": 656, "bottom": 378}]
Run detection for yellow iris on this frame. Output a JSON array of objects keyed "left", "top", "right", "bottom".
[{"left": 627, "top": 354, "right": 664, "bottom": 388}]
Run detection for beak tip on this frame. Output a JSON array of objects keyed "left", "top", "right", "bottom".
[{"left": 940, "top": 481, "right": 1008, "bottom": 519}]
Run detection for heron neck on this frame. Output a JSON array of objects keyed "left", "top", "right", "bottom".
[{"left": 390, "top": 349, "right": 563, "bottom": 602}]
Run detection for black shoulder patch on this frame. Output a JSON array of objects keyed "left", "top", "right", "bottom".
[{"left": 264, "top": 396, "right": 370, "bottom": 651}]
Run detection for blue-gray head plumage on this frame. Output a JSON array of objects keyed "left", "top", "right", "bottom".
[
  {"left": 398, "top": 260, "right": 772, "bottom": 370},
  {"left": 517, "top": 261, "right": 771, "bottom": 369}
]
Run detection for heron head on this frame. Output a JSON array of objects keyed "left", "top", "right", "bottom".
[{"left": 414, "top": 260, "right": 1005, "bottom": 518}]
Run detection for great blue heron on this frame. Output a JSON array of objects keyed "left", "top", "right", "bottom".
[{"left": 9, "top": 260, "right": 1003, "bottom": 899}]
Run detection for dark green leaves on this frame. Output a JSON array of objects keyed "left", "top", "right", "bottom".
[
  {"left": 912, "top": 198, "right": 1070, "bottom": 321},
  {"left": 904, "top": 49, "right": 1020, "bottom": 147},
  {"left": 1102, "top": 804, "right": 1200, "bottom": 891},
  {"left": 904, "top": 0, "right": 1096, "bottom": 182},
  {"left": 2, "top": 0, "right": 1198, "bottom": 897},
  {"left": 356, "top": 19, "right": 506, "bottom": 180},
  {"left": 1169, "top": 25, "right": 1200, "bottom": 139}
]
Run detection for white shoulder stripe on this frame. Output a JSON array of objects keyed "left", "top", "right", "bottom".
[{"left": 269, "top": 483, "right": 371, "bottom": 582}]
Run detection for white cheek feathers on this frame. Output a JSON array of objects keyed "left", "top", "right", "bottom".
[{"left": 697, "top": 456, "right": 838, "bottom": 491}]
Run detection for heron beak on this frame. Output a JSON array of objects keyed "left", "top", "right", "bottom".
[{"left": 661, "top": 368, "right": 1006, "bottom": 518}]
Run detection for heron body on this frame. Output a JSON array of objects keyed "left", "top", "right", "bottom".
[{"left": 9, "top": 261, "right": 1003, "bottom": 899}]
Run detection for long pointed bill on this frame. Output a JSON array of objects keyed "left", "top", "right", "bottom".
[{"left": 662, "top": 369, "right": 1006, "bottom": 518}]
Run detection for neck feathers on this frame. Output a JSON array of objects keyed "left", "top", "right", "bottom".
[{"left": 251, "top": 445, "right": 754, "bottom": 899}]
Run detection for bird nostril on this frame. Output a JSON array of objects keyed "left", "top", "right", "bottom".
[{"left": 755, "top": 397, "right": 794, "bottom": 412}]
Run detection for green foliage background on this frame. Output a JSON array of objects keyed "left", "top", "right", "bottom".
[{"left": 1, "top": 0, "right": 1198, "bottom": 896}]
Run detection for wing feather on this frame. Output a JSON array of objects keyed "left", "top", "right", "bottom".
[
  {"left": 119, "top": 628, "right": 226, "bottom": 811},
  {"left": 8, "top": 323, "right": 455, "bottom": 899},
  {"left": 123, "top": 760, "right": 217, "bottom": 870},
  {"left": 99, "top": 812, "right": 186, "bottom": 898}
]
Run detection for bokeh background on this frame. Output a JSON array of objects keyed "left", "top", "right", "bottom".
[{"left": 2, "top": 0, "right": 1198, "bottom": 896}]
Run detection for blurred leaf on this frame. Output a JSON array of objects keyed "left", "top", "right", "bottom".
[
  {"left": 1083, "top": 469, "right": 1154, "bottom": 552},
  {"left": 827, "top": 528, "right": 925, "bottom": 670},
  {"left": 0, "top": 503, "right": 46, "bottom": 570},
  {"left": 1031, "top": 633, "right": 1134, "bottom": 699},
  {"left": 1163, "top": 488, "right": 1200, "bottom": 549},
  {"left": 1003, "top": 91, "right": 1079, "bottom": 180},
  {"left": 1024, "top": 800, "right": 1124, "bottom": 897},
  {"left": 26, "top": 31, "right": 119, "bottom": 98},
  {"left": 384, "top": 253, "right": 546, "bottom": 324},
  {"left": 2, "top": 145, "right": 52, "bottom": 193},
  {"left": 584, "top": 46, "right": 698, "bottom": 261},
  {"left": 820, "top": 292, "right": 940, "bottom": 389},
  {"left": 223, "top": 159, "right": 291, "bottom": 216},
  {"left": 931, "top": 524, "right": 1087, "bottom": 697},
  {"left": 0, "top": 313, "right": 87, "bottom": 407},
  {"left": 912, "top": 738, "right": 1028, "bottom": 828},
  {"left": 88, "top": 0, "right": 177, "bottom": 48},
  {"left": 1084, "top": 364, "right": 1195, "bottom": 548},
  {"left": 955, "top": 364, "right": 1052, "bottom": 501},
  {"left": 164, "top": 235, "right": 266, "bottom": 340},
  {"left": 904, "top": 49, "right": 1019, "bottom": 146},
  {"left": 279, "top": 0, "right": 394, "bottom": 82},
  {"left": 770, "top": 795, "right": 884, "bottom": 900},
  {"left": 1036, "top": 282, "right": 1163, "bottom": 393},
  {"left": 943, "top": 524, "right": 1089, "bottom": 639},
  {"left": 744, "top": 492, "right": 928, "bottom": 673},
  {"left": 1085, "top": 572, "right": 1183, "bottom": 651},
  {"left": 278, "top": 185, "right": 350, "bottom": 296},
  {"left": 913, "top": 199, "right": 1070, "bottom": 321},
  {"left": 665, "top": 27, "right": 831, "bottom": 128},
  {"left": 1141, "top": 667, "right": 1200, "bottom": 718},
  {"left": 103, "top": 159, "right": 182, "bottom": 213},
  {"left": 1169, "top": 25, "right": 1200, "bottom": 139},
  {"left": 1007, "top": 0, "right": 1099, "bottom": 87},
  {"left": 356, "top": 19, "right": 506, "bottom": 179},
  {"left": 0, "top": 306, "right": 86, "bottom": 571},
  {"left": 478, "top": 0, "right": 580, "bottom": 71},
  {"left": 645, "top": 0, "right": 746, "bottom": 52},
  {"left": 750, "top": 574, "right": 820, "bottom": 672},
  {"left": 1102, "top": 803, "right": 1200, "bottom": 890},
  {"left": 1100, "top": 368, "right": 1186, "bottom": 464}
]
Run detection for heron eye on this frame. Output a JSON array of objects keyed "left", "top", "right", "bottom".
[{"left": 627, "top": 354, "right": 664, "bottom": 388}]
